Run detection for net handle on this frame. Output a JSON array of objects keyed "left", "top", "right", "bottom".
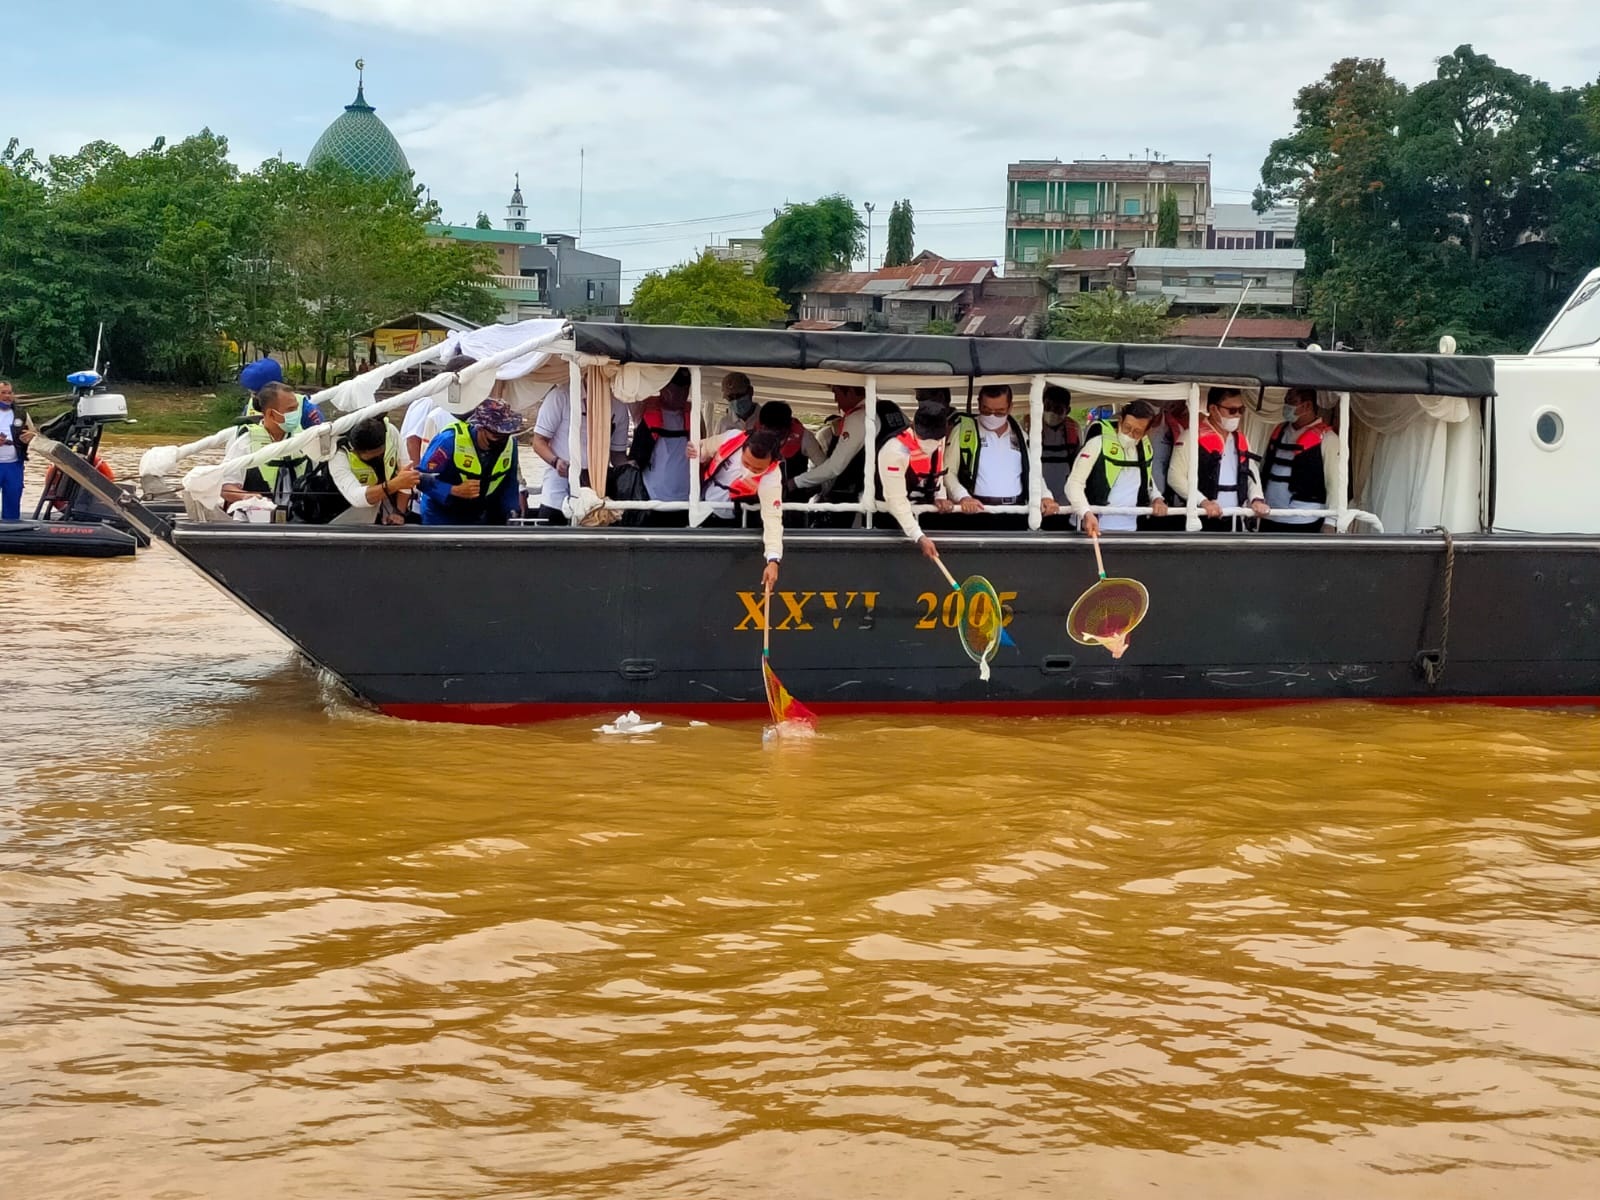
[
  {"left": 762, "top": 581, "right": 772, "bottom": 658},
  {"left": 1090, "top": 528, "right": 1107, "bottom": 581},
  {"left": 931, "top": 555, "right": 959, "bottom": 592}
]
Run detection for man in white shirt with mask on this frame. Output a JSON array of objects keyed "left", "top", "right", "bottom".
[
  {"left": 1167, "top": 387, "right": 1270, "bottom": 531},
  {"left": 1065, "top": 399, "right": 1170, "bottom": 534},
  {"left": 944, "top": 384, "right": 1058, "bottom": 528}
]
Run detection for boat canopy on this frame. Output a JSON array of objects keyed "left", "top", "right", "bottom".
[{"left": 571, "top": 323, "right": 1496, "bottom": 398}]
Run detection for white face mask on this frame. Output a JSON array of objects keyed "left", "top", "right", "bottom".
[
  {"left": 1118, "top": 431, "right": 1140, "bottom": 453},
  {"left": 1043, "top": 411, "right": 1066, "bottom": 428},
  {"left": 979, "top": 413, "right": 1008, "bottom": 432},
  {"left": 1218, "top": 415, "right": 1241, "bottom": 433}
]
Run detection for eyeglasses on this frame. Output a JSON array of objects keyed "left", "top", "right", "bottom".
[{"left": 1217, "top": 406, "right": 1246, "bottom": 416}]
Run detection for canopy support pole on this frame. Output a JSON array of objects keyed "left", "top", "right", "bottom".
[
  {"left": 566, "top": 358, "right": 583, "bottom": 502},
  {"left": 1185, "top": 382, "right": 1202, "bottom": 533},
  {"left": 688, "top": 366, "right": 706, "bottom": 527},
  {"left": 1027, "top": 373, "right": 1045, "bottom": 531},
  {"left": 1335, "top": 389, "right": 1352, "bottom": 533},
  {"left": 862, "top": 375, "right": 878, "bottom": 528}
]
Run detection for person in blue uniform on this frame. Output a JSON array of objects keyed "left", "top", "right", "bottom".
[
  {"left": 415, "top": 399, "right": 525, "bottom": 525},
  {"left": 239, "top": 358, "right": 323, "bottom": 430}
]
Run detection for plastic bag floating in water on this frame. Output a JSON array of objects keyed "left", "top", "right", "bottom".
[{"left": 595, "top": 711, "right": 663, "bottom": 736}]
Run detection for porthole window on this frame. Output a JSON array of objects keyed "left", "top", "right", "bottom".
[{"left": 1532, "top": 408, "right": 1565, "bottom": 451}]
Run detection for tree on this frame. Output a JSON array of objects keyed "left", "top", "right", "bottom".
[
  {"left": 1047, "top": 289, "right": 1175, "bottom": 343},
  {"left": 1156, "top": 191, "right": 1180, "bottom": 247},
  {"left": 760, "top": 194, "right": 864, "bottom": 306},
  {"left": 628, "top": 253, "right": 789, "bottom": 327},
  {"left": 1065, "top": 228, "right": 1085, "bottom": 251},
  {"left": 884, "top": 199, "right": 915, "bottom": 266},
  {"left": 475, "top": 211, "right": 493, "bottom": 230}
]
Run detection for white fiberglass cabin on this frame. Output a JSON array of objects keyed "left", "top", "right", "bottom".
[{"left": 1491, "top": 266, "right": 1600, "bottom": 534}]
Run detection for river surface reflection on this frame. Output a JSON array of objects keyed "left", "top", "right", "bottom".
[{"left": 2, "top": 438, "right": 1599, "bottom": 1198}]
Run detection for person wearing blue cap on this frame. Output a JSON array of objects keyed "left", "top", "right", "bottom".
[
  {"left": 415, "top": 399, "right": 526, "bottom": 525},
  {"left": 238, "top": 358, "right": 324, "bottom": 430}
]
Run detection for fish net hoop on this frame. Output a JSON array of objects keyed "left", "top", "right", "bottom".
[
  {"left": 1067, "top": 577, "right": 1150, "bottom": 647},
  {"left": 957, "top": 577, "right": 1005, "bottom": 670},
  {"left": 762, "top": 657, "right": 816, "bottom": 729}
]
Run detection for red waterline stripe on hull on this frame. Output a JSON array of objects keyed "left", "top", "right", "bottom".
[{"left": 377, "top": 695, "right": 1600, "bottom": 726}]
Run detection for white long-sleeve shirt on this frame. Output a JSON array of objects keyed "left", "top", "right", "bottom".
[
  {"left": 329, "top": 426, "right": 403, "bottom": 511},
  {"left": 696, "top": 432, "right": 784, "bottom": 561},
  {"left": 793, "top": 406, "right": 866, "bottom": 492},
  {"left": 1167, "top": 426, "right": 1264, "bottom": 505},
  {"left": 1063, "top": 436, "right": 1145, "bottom": 532},
  {"left": 877, "top": 435, "right": 946, "bottom": 542}
]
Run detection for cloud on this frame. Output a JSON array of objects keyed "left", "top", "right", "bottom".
[{"left": 270, "top": 0, "right": 1599, "bottom": 275}]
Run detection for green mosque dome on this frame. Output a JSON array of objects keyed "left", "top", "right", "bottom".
[{"left": 307, "top": 80, "right": 411, "bottom": 178}]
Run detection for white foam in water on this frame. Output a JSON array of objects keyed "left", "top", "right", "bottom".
[
  {"left": 763, "top": 720, "right": 818, "bottom": 744},
  {"left": 595, "top": 711, "right": 664, "bottom": 736}
]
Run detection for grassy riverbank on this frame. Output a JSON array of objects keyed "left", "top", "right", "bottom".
[{"left": 18, "top": 383, "right": 245, "bottom": 438}]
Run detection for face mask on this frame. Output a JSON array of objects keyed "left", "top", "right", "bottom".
[
  {"left": 731, "top": 394, "right": 755, "bottom": 420},
  {"left": 1118, "top": 431, "right": 1140, "bottom": 453},
  {"left": 1218, "top": 415, "right": 1241, "bottom": 433},
  {"left": 979, "top": 413, "right": 1008, "bottom": 432},
  {"left": 274, "top": 407, "right": 302, "bottom": 436},
  {"left": 1043, "top": 411, "right": 1065, "bottom": 428}
]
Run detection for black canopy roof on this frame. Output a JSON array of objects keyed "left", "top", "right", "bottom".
[{"left": 571, "top": 323, "right": 1496, "bottom": 397}]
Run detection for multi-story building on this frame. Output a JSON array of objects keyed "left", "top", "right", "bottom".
[
  {"left": 1128, "top": 248, "right": 1306, "bottom": 310},
  {"left": 1004, "top": 158, "right": 1210, "bottom": 272},
  {"left": 796, "top": 254, "right": 1049, "bottom": 336},
  {"left": 1206, "top": 203, "right": 1298, "bottom": 250},
  {"left": 427, "top": 182, "right": 623, "bottom": 322},
  {"left": 706, "top": 237, "right": 765, "bottom": 273}
]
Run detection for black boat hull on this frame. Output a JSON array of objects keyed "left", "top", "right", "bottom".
[
  {"left": 0, "top": 518, "right": 138, "bottom": 558},
  {"left": 169, "top": 526, "right": 1600, "bottom": 722}
]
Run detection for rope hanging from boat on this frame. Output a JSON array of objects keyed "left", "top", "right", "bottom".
[{"left": 1420, "top": 528, "right": 1455, "bottom": 687}]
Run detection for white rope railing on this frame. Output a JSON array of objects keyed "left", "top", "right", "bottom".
[{"left": 182, "top": 326, "right": 569, "bottom": 507}]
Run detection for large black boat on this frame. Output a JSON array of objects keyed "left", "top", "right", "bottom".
[{"left": 41, "top": 267, "right": 1600, "bottom": 721}]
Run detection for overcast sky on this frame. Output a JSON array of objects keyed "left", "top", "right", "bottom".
[{"left": 5, "top": 0, "right": 1596, "bottom": 290}]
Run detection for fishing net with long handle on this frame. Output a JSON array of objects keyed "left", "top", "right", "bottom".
[
  {"left": 957, "top": 575, "right": 1006, "bottom": 681},
  {"left": 1067, "top": 577, "right": 1149, "bottom": 658}
]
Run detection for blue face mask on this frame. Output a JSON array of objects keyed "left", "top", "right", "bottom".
[{"left": 275, "top": 407, "right": 302, "bottom": 436}]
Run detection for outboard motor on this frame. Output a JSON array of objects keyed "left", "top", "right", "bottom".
[{"left": 30, "top": 369, "right": 138, "bottom": 532}]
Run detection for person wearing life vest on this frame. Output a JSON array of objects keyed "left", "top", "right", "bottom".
[
  {"left": 328, "top": 416, "right": 420, "bottom": 525},
  {"left": 1064, "top": 400, "right": 1171, "bottom": 536},
  {"left": 688, "top": 423, "right": 787, "bottom": 592},
  {"left": 1260, "top": 387, "right": 1342, "bottom": 533},
  {"left": 239, "top": 357, "right": 324, "bottom": 432},
  {"left": 0, "top": 379, "right": 36, "bottom": 521},
  {"left": 630, "top": 367, "right": 699, "bottom": 524},
  {"left": 1167, "top": 387, "right": 1269, "bottom": 530},
  {"left": 219, "top": 382, "right": 314, "bottom": 519},
  {"left": 719, "top": 383, "right": 824, "bottom": 488},
  {"left": 945, "top": 384, "right": 1058, "bottom": 525},
  {"left": 877, "top": 398, "right": 956, "bottom": 562},
  {"left": 793, "top": 384, "right": 870, "bottom": 502},
  {"left": 1039, "top": 384, "right": 1084, "bottom": 503},
  {"left": 415, "top": 399, "right": 525, "bottom": 526}
]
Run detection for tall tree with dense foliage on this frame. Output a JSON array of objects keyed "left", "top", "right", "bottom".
[
  {"left": 474, "top": 211, "right": 493, "bottom": 229},
  {"left": 1156, "top": 191, "right": 1180, "bottom": 247},
  {"left": 883, "top": 199, "right": 915, "bottom": 266},
  {"left": 1258, "top": 47, "right": 1600, "bottom": 353},
  {"left": 1047, "top": 289, "right": 1175, "bottom": 343},
  {"left": 629, "top": 253, "right": 789, "bottom": 327},
  {"left": 0, "top": 131, "right": 497, "bottom": 384},
  {"left": 760, "top": 194, "right": 864, "bottom": 305}
]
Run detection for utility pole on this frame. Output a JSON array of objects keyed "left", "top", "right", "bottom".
[
  {"left": 864, "top": 201, "right": 876, "bottom": 270},
  {"left": 578, "top": 148, "right": 585, "bottom": 245}
]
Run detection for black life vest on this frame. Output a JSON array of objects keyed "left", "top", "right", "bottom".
[
  {"left": 1082, "top": 420, "right": 1153, "bottom": 508},
  {"left": 828, "top": 399, "right": 906, "bottom": 502},
  {"left": 1263, "top": 421, "right": 1331, "bottom": 505}
]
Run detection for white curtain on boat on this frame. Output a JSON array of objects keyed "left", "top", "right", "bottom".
[{"left": 1349, "top": 394, "right": 1481, "bottom": 534}]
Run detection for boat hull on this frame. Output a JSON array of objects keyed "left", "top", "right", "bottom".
[
  {"left": 0, "top": 518, "right": 138, "bottom": 558},
  {"left": 169, "top": 526, "right": 1600, "bottom": 721}
]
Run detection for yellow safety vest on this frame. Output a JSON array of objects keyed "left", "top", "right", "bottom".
[
  {"left": 1094, "top": 418, "right": 1154, "bottom": 493},
  {"left": 346, "top": 425, "right": 400, "bottom": 488},
  {"left": 447, "top": 420, "right": 515, "bottom": 491},
  {"left": 243, "top": 421, "right": 304, "bottom": 490}
]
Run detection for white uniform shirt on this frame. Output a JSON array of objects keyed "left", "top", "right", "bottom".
[
  {"left": 877, "top": 435, "right": 945, "bottom": 542},
  {"left": 533, "top": 385, "right": 628, "bottom": 509},
  {"left": 696, "top": 431, "right": 784, "bottom": 561},
  {"left": 400, "top": 398, "right": 451, "bottom": 464},
  {"left": 329, "top": 425, "right": 402, "bottom": 512},
  {"left": 1167, "top": 426, "right": 1264, "bottom": 506},
  {"left": 972, "top": 422, "right": 1024, "bottom": 500},
  {"left": 793, "top": 407, "right": 867, "bottom": 493},
  {"left": 0, "top": 407, "right": 19, "bottom": 465},
  {"left": 1064, "top": 436, "right": 1143, "bottom": 533}
]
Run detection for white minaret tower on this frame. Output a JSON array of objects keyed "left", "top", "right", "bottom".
[{"left": 505, "top": 174, "right": 527, "bottom": 231}]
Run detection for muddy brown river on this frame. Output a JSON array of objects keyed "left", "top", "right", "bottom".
[{"left": 2, "top": 438, "right": 1598, "bottom": 1197}]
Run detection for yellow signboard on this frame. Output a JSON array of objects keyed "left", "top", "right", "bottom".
[{"left": 372, "top": 328, "right": 449, "bottom": 362}]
